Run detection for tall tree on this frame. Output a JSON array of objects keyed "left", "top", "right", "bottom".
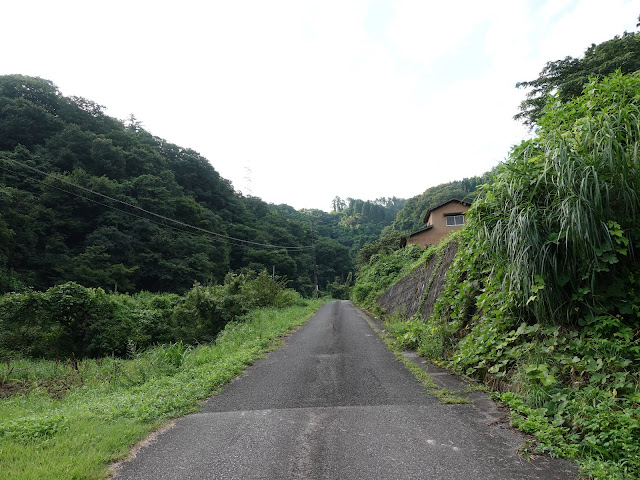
[
  {"left": 515, "top": 31, "right": 640, "bottom": 128},
  {"left": 331, "top": 195, "right": 346, "bottom": 212}
]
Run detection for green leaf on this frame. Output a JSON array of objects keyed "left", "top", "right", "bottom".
[{"left": 541, "top": 375, "right": 557, "bottom": 386}]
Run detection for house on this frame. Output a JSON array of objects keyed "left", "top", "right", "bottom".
[{"left": 407, "top": 198, "right": 471, "bottom": 248}]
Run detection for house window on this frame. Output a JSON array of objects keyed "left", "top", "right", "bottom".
[{"left": 446, "top": 214, "right": 465, "bottom": 226}]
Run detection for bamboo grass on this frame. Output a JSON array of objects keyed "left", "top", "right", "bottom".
[{"left": 468, "top": 72, "right": 640, "bottom": 323}]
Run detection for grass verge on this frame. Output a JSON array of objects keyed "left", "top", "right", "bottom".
[
  {"left": 0, "top": 300, "right": 326, "bottom": 480},
  {"left": 355, "top": 309, "right": 470, "bottom": 405}
]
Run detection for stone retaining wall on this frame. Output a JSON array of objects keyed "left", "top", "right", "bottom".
[{"left": 377, "top": 241, "right": 458, "bottom": 321}]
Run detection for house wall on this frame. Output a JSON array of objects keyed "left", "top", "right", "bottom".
[
  {"left": 407, "top": 229, "right": 432, "bottom": 248},
  {"left": 408, "top": 202, "right": 469, "bottom": 248}
]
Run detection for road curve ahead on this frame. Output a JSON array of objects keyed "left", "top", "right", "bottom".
[{"left": 113, "top": 300, "right": 576, "bottom": 480}]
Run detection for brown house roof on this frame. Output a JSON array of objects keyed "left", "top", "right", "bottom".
[{"left": 423, "top": 198, "right": 471, "bottom": 224}]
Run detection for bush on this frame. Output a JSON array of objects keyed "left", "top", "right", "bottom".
[
  {"left": 0, "top": 282, "right": 134, "bottom": 358},
  {"left": 46, "top": 282, "right": 119, "bottom": 357},
  {"left": 325, "top": 272, "right": 352, "bottom": 300},
  {"left": 351, "top": 245, "right": 422, "bottom": 308},
  {"left": 0, "top": 270, "right": 302, "bottom": 359},
  {"left": 113, "top": 292, "right": 180, "bottom": 352},
  {"left": 0, "top": 289, "right": 50, "bottom": 357}
]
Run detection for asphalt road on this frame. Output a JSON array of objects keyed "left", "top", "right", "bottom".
[{"left": 112, "top": 300, "right": 576, "bottom": 480}]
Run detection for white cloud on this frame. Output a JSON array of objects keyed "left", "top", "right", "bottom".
[
  {"left": 0, "top": 0, "right": 637, "bottom": 210},
  {"left": 537, "top": 0, "right": 638, "bottom": 60}
]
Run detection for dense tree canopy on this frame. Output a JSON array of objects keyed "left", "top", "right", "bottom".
[{"left": 515, "top": 31, "right": 640, "bottom": 127}]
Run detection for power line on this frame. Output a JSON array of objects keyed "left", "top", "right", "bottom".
[
  {"left": 0, "top": 163, "right": 237, "bottom": 247},
  {"left": 0, "top": 154, "right": 312, "bottom": 251},
  {"left": 0, "top": 157, "right": 310, "bottom": 251}
]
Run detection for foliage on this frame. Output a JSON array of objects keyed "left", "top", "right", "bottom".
[
  {"left": 351, "top": 244, "right": 422, "bottom": 309},
  {"left": 496, "top": 389, "right": 640, "bottom": 480},
  {"left": 473, "top": 72, "right": 640, "bottom": 324},
  {"left": 360, "top": 72, "right": 640, "bottom": 478},
  {"left": 0, "top": 299, "right": 325, "bottom": 480},
  {"left": 385, "top": 316, "right": 454, "bottom": 360},
  {"left": 355, "top": 229, "right": 407, "bottom": 272},
  {"left": 325, "top": 272, "right": 353, "bottom": 300},
  {"left": 515, "top": 31, "right": 640, "bottom": 127},
  {"left": 0, "top": 272, "right": 302, "bottom": 359},
  {"left": 441, "top": 73, "right": 640, "bottom": 478}
]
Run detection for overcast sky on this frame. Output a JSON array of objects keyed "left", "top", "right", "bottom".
[{"left": 1, "top": 1, "right": 637, "bottom": 211}]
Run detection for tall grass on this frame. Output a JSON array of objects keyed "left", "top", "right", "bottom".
[
  {"left": 470, "top": 72, "right": 640, "bottom": 322},
  {"left": 422, "top": 72, "right": 640, "bottom": 479},
  {"left": 0, "top": 300, "right": 325, "bottom": 480}
]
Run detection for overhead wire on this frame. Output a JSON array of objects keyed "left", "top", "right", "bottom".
[
  {"left": 0, "top": 154, "right": 312, "bottom": 251},
  {"left": 0, "top": 162, "right": 236, "bottom": 247}
]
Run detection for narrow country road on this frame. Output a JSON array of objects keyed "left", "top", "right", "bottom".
[{"left": 113, "top": 301, "right": 576, "bottom": 480}]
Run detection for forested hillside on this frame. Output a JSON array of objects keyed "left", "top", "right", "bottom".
[
  {"left": 0, "top": 75, "right": 401, "bottom": 296},
  {"left": 390, "top": 173, "right": 492, "bottom": 233}
]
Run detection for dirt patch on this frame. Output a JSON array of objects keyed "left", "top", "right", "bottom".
[
  {"left": 0, "top": 376, "right": 79, "bottom": 400},
  {"left": 0, "top": 381, "right": 28, "bottom": 398},
  {"left": 37, "top": 378, "right": 78, "bottom": 400}
]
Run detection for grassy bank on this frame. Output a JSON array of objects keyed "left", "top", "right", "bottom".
[
  {"left": 353, "top": 74, "right": 640, "bottom": 479},
  {"left": 381, "top": 312, "right": 640, "bottom": 479},
  {"left": 0, "top": 300, "right": 326, "bottom": 480}
]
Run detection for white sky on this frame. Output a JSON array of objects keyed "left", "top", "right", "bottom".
[{"left": 1, "top": 1, "right": 637, "bottom": 211}]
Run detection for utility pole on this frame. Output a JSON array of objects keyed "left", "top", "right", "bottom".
[{"left": 311, "top": 218, "right": 318, "bottom": 298}]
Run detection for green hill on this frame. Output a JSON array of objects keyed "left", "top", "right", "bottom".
[
  {"left": 390, "top": 173, "right": 493, "bottom": 233},
  {"left": 354, "top": 71, "right": 640, "bottom": 480},
  {"left": 0, "top": 75, "right": 399, "bottom": 295}
]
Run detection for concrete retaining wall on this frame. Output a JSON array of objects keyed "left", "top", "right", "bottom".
[{"left": 377, "top": 241, "right": 458, "bottom": 321}]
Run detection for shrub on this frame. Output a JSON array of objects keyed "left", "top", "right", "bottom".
[
  {"left": 0, "top": 289, "right": 50, "bottom": 357},
  {"left": 0, "top": 270, "right": 302, "bottom": 359},
  {"left": 325, "top": 272, "right": 352, "bottom": 300},
  {"left": 352, "top": 244, "right": 423, "bottom": 308}
]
